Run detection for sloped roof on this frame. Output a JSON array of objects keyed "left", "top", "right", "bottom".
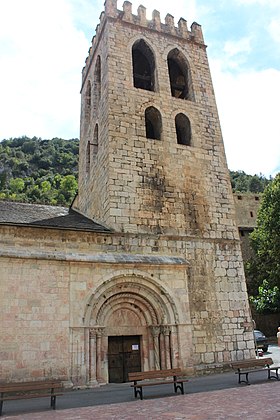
[{"left": 0, "top": 201, "right": 110, "bottom": 232}]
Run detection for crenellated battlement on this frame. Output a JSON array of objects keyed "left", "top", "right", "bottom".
[{"left": 82, "top": 0, "right": 204, "bottom": 82}]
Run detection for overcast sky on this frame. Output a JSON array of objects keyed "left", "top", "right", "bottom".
[{"left": 0, "top": 0, "right": 279, "bottom": 177}]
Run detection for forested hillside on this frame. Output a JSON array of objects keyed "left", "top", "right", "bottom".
[
  {"left": 0, "top": 137, "right": 79, "bottom": 205},
  {"left": 0, "top": 136, "right": 272, "bottom": 206},
  {"left": 230, "top": 170, "right": 271, "bottom": 194}
]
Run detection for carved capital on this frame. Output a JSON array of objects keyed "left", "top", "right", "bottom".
[
  {"left": 89, "top": 328, "right": 96, "bottom": 339},
  {"left": 150, "top": 325, "right": 161, "bottom": 338},
  {"left": 161, "top": 325, "right": 171, "bottom": 336},
  {"left": 90, "top": 326, "right": 105, "bottom": 338}
]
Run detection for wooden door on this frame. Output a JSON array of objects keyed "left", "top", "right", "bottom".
[{"left": 108, "top": 335, "right": 141, "bottom": 383}]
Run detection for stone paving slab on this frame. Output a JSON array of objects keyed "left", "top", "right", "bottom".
[{"left": 3, "top": 382, "right": 280, "bottom": 419}]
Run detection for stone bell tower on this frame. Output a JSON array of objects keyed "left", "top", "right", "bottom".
[
  {"left": 71, "top": 1, "right": 255, "bottom": 378},
  {"left": 74, "top": 0, "right": 238, "bottom": 240}
]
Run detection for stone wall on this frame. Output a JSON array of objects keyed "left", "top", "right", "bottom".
[
  {"left": 75, "top": 1, "right": 237, "bottom": 240},
  {"left": 0, "top": 256, "right": 70, "bottom": 382},
  {"left": 0, "top": 224, "right": 255, "bottom": 384},
  {"left": 233, "top": 193, "right": 260, "bottom": 230}
]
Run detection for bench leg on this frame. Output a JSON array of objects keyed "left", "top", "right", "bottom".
[
  {"left": 133, "top": 382, "right": 143, "bottom": 400},
  {"left": 135, "top": 387, "right": 143, "bottom": 400},
  {"left": 50, "top": 395, "right": 56, "bottom": 409},
  {"left": 268, "top": 368, "right": 279, "bottom": 381},
  {"left": 238, "top": 371, "right": 250, "bottom": 385},
  {"left": 174, "top": 382, "right": 184, "bottom": 395}
]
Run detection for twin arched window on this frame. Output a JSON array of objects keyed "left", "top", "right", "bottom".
[
  {"left": 145, "top": 108, "right": 191, "bottom": 146},
  {"left": 132, "top": 41, "right": 192, "bottom": 101},
  {"left": 84, "top": 56, "right": 101, "bottom": 125},
  {"left": 85, "top": 56, "right": 101, "bottom": 175}
]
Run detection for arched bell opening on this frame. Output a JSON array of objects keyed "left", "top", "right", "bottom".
[
  {"left": 175, "top": 113, "right": 191, "bottom": 146},
  {"left": 132, "top": 39, "right": 156, "bottom": 91},
  {"left": 167, "top": 48, "right": 194, "bottom": 101},
  {"left": 145, "top": 106, "right": 162, "bottom": 140}
]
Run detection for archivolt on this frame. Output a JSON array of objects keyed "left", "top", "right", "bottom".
[
  {"left": 96, "top": 292, "right": 157, "bottom": 326},
  {"left": 84, "top": 274, "right": 179, "bottom": 326}
]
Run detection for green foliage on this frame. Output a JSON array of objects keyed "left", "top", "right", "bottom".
[
  {"left": 250, "top": 280, "right": 280, "bottom": 314},
  {"left": 230, "top": 170, "right": 271, "bottom": 193},
  {"left": 0, "top": 136, "right": 79, "bottom": 205},
  {"left": 0, "top": 136, "right": 272, "bottom": 207},
  {"left": 9, "top": 178, "right": 25, "bottom": 193},
  {"left": 246, "top": 173, "right": 280, "bottom": 299}
]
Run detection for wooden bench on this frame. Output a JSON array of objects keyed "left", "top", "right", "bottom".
[
  {"left": 0, "top": 380, "right": 63, "bottom": 416},
  {"left": 230, "top": 357, "right": 280, "bottom": 385},
  {"left": 128, "top": 368, "right": 188, "bottom": 400}
]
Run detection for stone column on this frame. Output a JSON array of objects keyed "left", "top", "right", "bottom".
[
  {"left": 159, "top": 331, "right": 166, "bottom": 369},
  {"left": 170, "top": 325, "right": 180, "bottom": 368},
  {"left": 150, "top": 326, "right": 161, "bottom": 370},
  {"left": 162, "top": 325, "right": 171, "bottom": 369},
  {"left": 88, "top": 329, "right": 98, "bottom": 386},
  {"left": 95, "top": 327, "right": 105, "bottom": 382}
]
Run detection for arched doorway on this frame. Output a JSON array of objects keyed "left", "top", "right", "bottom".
[{"left": 84, "top": 274, "right": 180, "bottom": 384}]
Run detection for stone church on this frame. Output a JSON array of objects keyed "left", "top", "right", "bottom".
[{"left": 0, "top": 1, "right": 256, "bottom": 387}]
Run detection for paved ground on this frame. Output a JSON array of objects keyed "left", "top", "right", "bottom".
[
  {"left": 2, "top": 345, "right": 280, "bottom": 419},
  {"left": 3, "top": 382, "right": 280, "bottom": 419}
]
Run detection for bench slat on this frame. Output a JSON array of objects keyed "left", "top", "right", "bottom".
[
  {"left": 0, "top": 383, "right": 62, "bottom": 392},
  {"left": 0, "top": 393, "right": 63, "bottom": 402},
  {"left": 131, "top": 379, "right": 188, "bottom": 387},
  {"left": 128, "top": 368, "right": 182, "bottom": 381},
  {"left": 230, "top": 357, "right": 273, "bottom": 370},
  {"left": 0, "top": 380, "right": 63, "bottom": 416}
]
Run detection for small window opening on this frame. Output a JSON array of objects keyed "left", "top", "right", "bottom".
[
  {"left": 240, "top": 230, "right": 245, "bottom": 237},
  {"left": 250, "top": 211, "right": 254, "bottom": 217},
  {"left": 132, "top": 40, "right": 155, "bottom": 91},
  {"left": 85, "top": 80, "right": 91, "bottom": 121},
  {"left": 237, "top": 195, "right": 242, "bottom": 200},
  {"left": 145, "top": 106, "right": 162, "bottom": 140},
  {"left": 93, "top": 56, "right": 101, "bottom": 112},
  {"left": 175, "top": 113, "right": 191, "bottom": 145},
  {"left": 167, "top": 49, "right": 191, "bottom": 100},
  {"left": 86, "top": 141, "right": 90, "bottom": 174},
  {"left": 93, "top": 124, "right": 98, "bottom": 157},
  {"left": 255, "top": 196, "right": 259, "bottom": 201}
]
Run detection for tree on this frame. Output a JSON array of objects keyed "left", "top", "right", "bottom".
[
  {"left": 0, "top": 136, "right": 79, "bottom": 205},
  {"left": 248, "top": 175, "right": 263, "bottom": 193},
  {"left": 246, "top": 173, "right": 280, "bottom": 297},
  {"left": 59, "top": 175, "right": 78, "bottom": 202},
  {"left": 229, "top": 170, "right": 271, "bottom": 193},
  {"left": 9, "top": 178, "right": 25, "bottom": 193},
  {"left": 250, "top": 280, "right": 280, "bottom": 314}
]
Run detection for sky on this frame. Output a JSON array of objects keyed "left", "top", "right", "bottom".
[{"left": 0, "top": 0, "right": 279, "bottom": 177}]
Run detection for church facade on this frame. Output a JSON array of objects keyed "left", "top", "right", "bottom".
[{"left": 0, "top": 1, "right": 255, "bottom": 387}]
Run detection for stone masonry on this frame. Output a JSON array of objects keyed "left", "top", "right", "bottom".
[{"left": 0, "top": 1, "right": 256, "bottom": 387}]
